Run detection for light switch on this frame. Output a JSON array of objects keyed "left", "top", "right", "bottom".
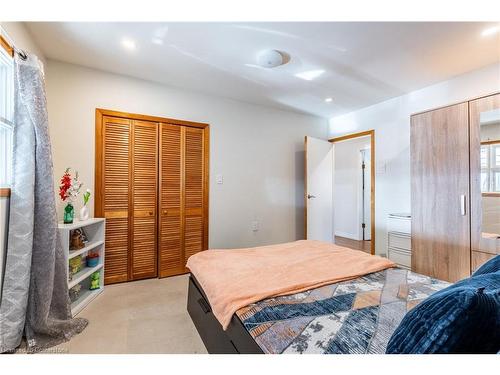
[
  {"left": 251, "top": 221, "right": 259, "bottom": 232},
  {"left": 216, "top": 174, "right": 223, "bottom": 184},
  {"left": 376, "top": 162, "right": 386, "bottom": 174}
]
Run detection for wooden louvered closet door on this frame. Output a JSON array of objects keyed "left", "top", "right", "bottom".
[
  {"left": 131, "top": 120, "right": 158, "bottom": 280},
  {"left": 99, "top": 116, "right": 131, "bottom": 284},
  {"left": 158, "top": 124, "right": 183, "bottom": 277},
  {"left": 158, "top": 125, "right": 208, "bottom": 277},
  {"left": 96, "top": 109, "right": 209, "bottom": 284},
  {"left": 183, "top": 127, "right": 205, "bottom": 265}
]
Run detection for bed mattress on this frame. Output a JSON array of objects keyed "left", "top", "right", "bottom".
[{"left": 235, "top": 267, "right": 449, "bottom": 354}]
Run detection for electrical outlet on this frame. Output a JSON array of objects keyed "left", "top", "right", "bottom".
[{"left": 251, "top": 221, "right": 259, "bottom": 232}]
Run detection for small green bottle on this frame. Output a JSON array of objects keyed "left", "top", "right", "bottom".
[{"left": 64, "top": 202, "right": 74, "bottom": 224}]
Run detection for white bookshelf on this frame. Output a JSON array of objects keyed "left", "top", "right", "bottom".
[{"left": 59, "top": 218, "right": 105, "bottom": 316}]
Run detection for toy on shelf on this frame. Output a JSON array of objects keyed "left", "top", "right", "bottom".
[
  {"left": 86, "top": 251, "right": 100, "bottom": 267},
  {"left": 69, "top": 283, "right": 82, "bottom": 303},
  {"left": 89, "top": 271, "right": 101, "bottom": 290},
  {"left": 69, "top": 255, "right": 83, "bottom": 279},
  {"left": 70, "top": 228, "right": 88, "bottom": 250}
]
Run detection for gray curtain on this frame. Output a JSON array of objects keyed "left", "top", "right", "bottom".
[{"left": 0, "top": 52, "right": 87, "bottom": 353}]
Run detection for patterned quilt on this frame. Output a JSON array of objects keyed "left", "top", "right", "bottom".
[{"left": 236, "top": 268, "right": 449, "bottom": 354}]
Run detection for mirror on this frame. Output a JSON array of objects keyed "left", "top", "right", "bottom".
[{"left": 479, "top": 108, "right": 500, "bottom": 240}]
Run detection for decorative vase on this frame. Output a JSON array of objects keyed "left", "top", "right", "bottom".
[
  {"left": 64, "top": 202, "right": 74, "bottom": 224},
  {"left": 79, "top": 204, "right": 89, "bottom": 221}
]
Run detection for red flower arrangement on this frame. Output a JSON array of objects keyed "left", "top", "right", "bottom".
[
  {"left": 59, "top": 168, "right": 72, "bottom": 201},
  {"left": 59, "top": 167, "right": 82, "bottom": 202}
]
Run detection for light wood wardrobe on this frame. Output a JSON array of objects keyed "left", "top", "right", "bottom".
[
  {"left": 411, "top": 92, "right": 500, "bottom": 282},
  {"left": 95, "top": 109, "right": 209, "bottom": 284}
]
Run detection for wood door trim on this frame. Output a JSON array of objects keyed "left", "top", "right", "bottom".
[
  {"left": 328, "top": 130, "right": 374, "bottom": 144},
  {"left": 329, "top": 130, "right": 376, "bottom": 255},
  {"left": 411, "top": 91, "right": 500, "bottom": 117},
  {"left": 94, "top": 111, "right": 103, "bottom": 217},
  {"left": 0, "top": 35, "right": 14, "bottom": 57},
  {"left": 180, "top": 126, "right": 186, "bottom": 273},
  {"left": 202, "top": 126, "right": 210, "bottom": 251},
  {"left": 480, "top": 139, "right": 500, "bottom": 146},
  {"left": 96, "top": 108, "right": 209, "bottom": 129},
  {"left": 482, "top": 192, "right": 500, "bottom": 197},
  {"left": 304, "top": 136, "right": 308, "bottom": 240},
  {"left": 0, "top": 188, "right": 11, "bottom": 197}
]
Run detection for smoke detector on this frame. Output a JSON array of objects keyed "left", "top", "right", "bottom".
[{"left": 256, "top": 49, "right": 288, "bottom": 68}]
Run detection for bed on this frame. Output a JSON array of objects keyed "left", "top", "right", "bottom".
[{"left": 186, "top": 240, "right": 449, "bottom": 354}]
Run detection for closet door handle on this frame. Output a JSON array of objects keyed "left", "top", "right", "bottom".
[{"left": 460, "top": 195, "right": 466, "bottom": 216}]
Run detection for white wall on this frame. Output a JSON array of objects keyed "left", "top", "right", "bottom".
[
  {"left": 329, "top": 62, "right": 500, "bottom": 255},
  {"left": 333, "top": 136, "right": 370, "bottom": 240},
  {"left": 45, "top": 60, "right": 328, "bottom": 249},
  {"left": 0, "top": 22, "right": 46, "bottom": 67}
]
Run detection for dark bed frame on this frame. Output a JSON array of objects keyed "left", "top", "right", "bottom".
[{"left": 187, "top": 274, "right": 264, "bottom": 354}]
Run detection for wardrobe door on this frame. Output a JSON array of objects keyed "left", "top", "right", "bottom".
[
  {"left": 411, "top": 102, "right": 471, "bottom": 282},
  {"left": 158, "top": 124, "right": 184, "bottom": 277},
  {"left": 469, "top": 93, "right": 500, "bottom": 271},
  {"left": 99, "top": 116, "right": 131, "bottom": 284},
  {"left": 183, "top": 127, "right": 207, "bottom": 267},
  {"left": 131, "top": 120, "right": 158, "bottom": 280}
]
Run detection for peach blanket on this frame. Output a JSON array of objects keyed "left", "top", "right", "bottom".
[{"left": 186, "top": 240, "right": 395, "bottom": 329}]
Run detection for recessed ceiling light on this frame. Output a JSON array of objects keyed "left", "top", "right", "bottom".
[
  {"left": 121, "top": 38, "right": 136, "bottom": 51},
  {"left": 325, "top": 97, "right": 333, "bottom": 103},
  {"left": 481, "top": 25, "right": 499, "bottom": 37},
  {"left": 152, "top": 26, "right": 169, "bottom": 45},
  {"left": 152, "top": 37, "right": 164, "bottom": 45},
  {"left": 294, "top": 69, "right": 325, "bottom": 81}
]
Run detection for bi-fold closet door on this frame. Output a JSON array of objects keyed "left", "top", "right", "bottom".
[
  {"left": 96, "top": 111, "right": 208, "bottom": 285},
  {"left": 158, "top": 124, "right": 207, "bottom": 277},
  {"left": 97, "top": 116, "right": 158, "bottom": 284}
]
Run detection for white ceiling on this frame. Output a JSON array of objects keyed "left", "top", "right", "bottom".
[{"left": 25, "top": 22, "right": 500, "bottom": 118}]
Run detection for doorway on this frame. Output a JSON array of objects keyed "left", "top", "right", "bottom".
[
  {"left": 331, "top": 131, "right": 374, "bottom": 254},
  {"left": 304, "top": 130, "right": 375, "bottom": 255}
]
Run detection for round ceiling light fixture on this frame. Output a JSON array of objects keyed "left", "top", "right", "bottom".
[{"left": 256, "top": 49, "right": 289, "bottom": 68}]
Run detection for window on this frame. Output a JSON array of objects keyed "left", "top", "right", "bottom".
[
  {"left": 0, "top": 46, "right": 14, "bottom": 187},
  {"left": 480, "top": 142, "right": 500, "bottom": 193}
]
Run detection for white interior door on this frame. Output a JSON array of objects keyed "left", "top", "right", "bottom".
[{"left": 305, "top": 136, "right": 333, "bottom": 242}]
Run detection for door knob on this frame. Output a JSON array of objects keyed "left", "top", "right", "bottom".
[{"left": 307, "top": 194, "right": 316, "bottom": 199}]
